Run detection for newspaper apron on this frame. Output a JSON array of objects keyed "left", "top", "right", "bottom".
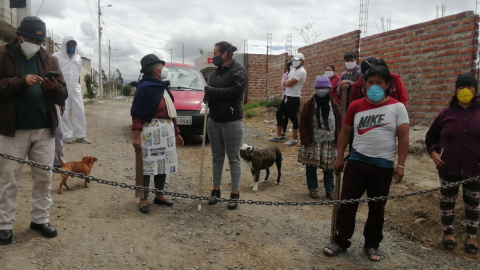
[{"left": 140, "top": 118, "right": 178, "bottom": 175}]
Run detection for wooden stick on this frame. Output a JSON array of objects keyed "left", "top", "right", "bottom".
[
  {"left": 198, "top": 102, "right": 209, "bottom": 211},
  {"left": 135, "top": 149, "right": 144, "bottom": 198},
  {"left": 330, "top": 171, "right": 342, "bottom": 244}
]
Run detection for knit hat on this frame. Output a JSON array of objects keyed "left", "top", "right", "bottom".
[
  {"left": 140, "top": 54, "right": 165, "bottom": 73},
  {"left": 314, "top": 75, "right": 332, "bottom": 88},
  {"left": 16, "top": 16, "right": 46, "bottom": 42},
  {"left": 455, "top": 73, "right": 478, "bottom": 91}
]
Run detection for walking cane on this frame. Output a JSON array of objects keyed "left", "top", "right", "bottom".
[
  {"left": 330, "top": 171, "right": 342, "bottom": 244},
  {"left": 135, "top": 149, "right": 144, "bottom": 198},
  {"left": 330, "top": 85, "right": 348, "bottom": 243},
  {"left": 198, "top": 102, "right": 209, "bottom": 211}
]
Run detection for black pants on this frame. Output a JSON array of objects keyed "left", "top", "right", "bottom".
[
  {"left": 334, "top": 160, "right": 393, "bottom": 249},
  {"left": 276, "top": 96, "right": 300, "bottom": 129},
  {"left": 143, "top": 174, "right": 166, "bottom": 200}
]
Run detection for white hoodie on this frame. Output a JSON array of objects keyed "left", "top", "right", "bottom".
[{"left": 53, "top": 36, "right": 82, "bottom": 93}]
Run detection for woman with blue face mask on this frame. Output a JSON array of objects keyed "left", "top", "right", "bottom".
[
  {"left": 324, "top": 66, "right": 410, "bottom": 262},
  {"left": 298, "top": 75, "right": 342, "bottom": 200}
]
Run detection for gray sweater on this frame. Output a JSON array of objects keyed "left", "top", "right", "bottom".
[{"left": 206, "top": 59, "right": 247, "bottom": 122}]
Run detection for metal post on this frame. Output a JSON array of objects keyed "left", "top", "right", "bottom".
[
  {"left": 182, "top": 43, "right": 184, "bottom": 63},
  {"left": 98, "top": 0, "right": 103, "bottom": 98},
  {"left": 109, "top": 39, "right": 111, "bottom": 99},
  {"left": 170, "top": 49, "right": 173, "bottom": 63}
]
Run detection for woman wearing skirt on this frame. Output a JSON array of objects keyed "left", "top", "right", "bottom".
[
  {"left": 298, "top": 75, "right": 342, "bottom": 200},
  {"left": 131, "top": 54, "right": 184, "bottom": 214}
]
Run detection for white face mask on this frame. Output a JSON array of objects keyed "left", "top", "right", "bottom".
[
  {"left": 155, "top": 66, "right": 169, "bottom": 80},
  {"left": 20, "top": 36, "right": 41, "bottom": 59},
  {"left": 161, "top": 67, "right": 169, "bottom": 80},
  {"left": 315, "top": 89, "right": 330, "bottom": 98},
  {"left": 292, "top": 60, "right": 301, "bottom": 68},
  {"left": 345, "top": 61, "right": 356, "bottom": 70},
  {"left": 324, "top": 71, "right": 334, "bottom": 78}
]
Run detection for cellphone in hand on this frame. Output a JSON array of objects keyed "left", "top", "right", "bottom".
[{"left": 45, "top": 71, "right": 60, "bottom": 80}]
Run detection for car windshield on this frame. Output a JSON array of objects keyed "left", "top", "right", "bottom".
[{"left": 165, "top": 66, "right": 205, "bottom": 91}]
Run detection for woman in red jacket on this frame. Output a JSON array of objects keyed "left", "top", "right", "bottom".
[
  {"left": 349, "top": 57, "right": 407, "bottom": 107},
  {"left": 325, "top": 65, "right": 341, "bottom": 104}
]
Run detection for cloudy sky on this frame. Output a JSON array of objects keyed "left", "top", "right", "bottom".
[{"left": 31, "top": 0, "right": 477, "bottom": 82}]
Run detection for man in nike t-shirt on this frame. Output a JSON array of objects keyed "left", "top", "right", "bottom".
[{"left": 324, "top": 66, "right": 409, "bottom": 262}]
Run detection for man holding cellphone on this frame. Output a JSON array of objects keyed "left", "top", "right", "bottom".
[{"left": 0, "top": 16, "right": 68, "bottom": 245}]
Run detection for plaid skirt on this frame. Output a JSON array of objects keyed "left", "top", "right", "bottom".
[{"left": 297, "top": 141, "right": 336, "bottom": 170}]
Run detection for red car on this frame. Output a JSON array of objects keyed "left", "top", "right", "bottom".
[{"left": 164, "top": 63, "right": 208, "bottom": 138}]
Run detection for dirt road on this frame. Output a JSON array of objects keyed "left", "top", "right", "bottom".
[{"left": 0, "top": 100, "right": 478, "bottom": 270}]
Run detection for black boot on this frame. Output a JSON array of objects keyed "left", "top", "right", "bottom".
[
  {"left": 208, "top": 189, "right": 221, "bottom": 205},
  {"left": 228, "top": 192, "right": 240, "bottom": 210}
]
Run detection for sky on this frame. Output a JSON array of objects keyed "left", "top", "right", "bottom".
[{"left": 30, "top": 0, "right": 478, "bottom": 82}]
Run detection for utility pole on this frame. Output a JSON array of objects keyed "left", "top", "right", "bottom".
[
  {"left": 98, "top": 0, "right": 103, "bottom": 98},
  {"left": 108, "top": 39, "right": 111, "bottom": 99},
  {"left": 182, "top": 43, "right": 184, "bottom": 63}
]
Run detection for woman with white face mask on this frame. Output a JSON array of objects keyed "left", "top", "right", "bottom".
[
  {"left": 131, "top": 54, "right": 184, "bottom": 214},
  {"left": 298, "top": 75, "right": 342, "bottom": 200},
  {"left": 324, "top": 65, "right": 340, "bottom": 104}
]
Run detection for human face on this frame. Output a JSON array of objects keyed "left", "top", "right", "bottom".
[
  {"left": 456, "top": 86, "right": 476, "bottom": 96},
  {"left": 153, "top": 63, "right": 164, "bottom": 79},
  {"left": 325, "top": 66, "right": 333, "bottom": 72},
  {"left": 213, "top": 46, "right": 227, "bottom": 60},
  {"left": 19, "top": 35, "right": 42, "bottom": 46},
  {"left": 365, "top": 74, "right": 389, "bottom": 91}
]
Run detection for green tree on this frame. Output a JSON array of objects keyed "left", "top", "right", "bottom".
[{"left": 122, "top": 85, "right": 132, "bottom": 96}]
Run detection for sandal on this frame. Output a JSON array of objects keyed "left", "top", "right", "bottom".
[
  {"left": 465, "top": 239, "right": 478, "bottom": 254},
  {"left": 442, "top": 238, "right": 457, "bottom": 250},
  {"left": 324, "top": 243, "right": 346, "bottom": 257},
  {"left": 364, "top": 247, "right": 381, "bottom": 262}
]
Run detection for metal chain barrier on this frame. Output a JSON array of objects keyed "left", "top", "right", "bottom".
[{"left": 1, "top": 152, "right": 479, "bottom": 206}]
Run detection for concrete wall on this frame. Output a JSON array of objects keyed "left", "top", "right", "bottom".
[{"left": 360, "top": 11, "right": 479, "bottom": 125}]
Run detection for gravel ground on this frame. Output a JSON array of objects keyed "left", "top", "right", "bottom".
[{"left": 0, "top": 100, "right": 478, "bottom": 270}]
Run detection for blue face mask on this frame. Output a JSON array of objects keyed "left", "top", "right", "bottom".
[
  {"left": 67, "top": 46, "right": 75, "bottom": 55},
  {"left": 366, "top": 85, "right": 385, "bottom": 103}
]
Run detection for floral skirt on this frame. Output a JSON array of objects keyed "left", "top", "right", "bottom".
[
  {"left": 297, "top": 141, "right": 336, "bottom": 170},
  {"left": 141, "top": 118, "right": 178, "bottom": 175}
]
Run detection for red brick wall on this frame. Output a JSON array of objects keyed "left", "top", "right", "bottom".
[
  {"left": 298, "top": 30, "right": 361, "bottom": 103},
  {"left": 245, "top": 54, "right": 267, "bottom": 103},
  {"left": 360, "top": 11, "right": 479, "bottom": 125},
  {"left": 245, "top": 31, "right": 361, "bottom": 103}
]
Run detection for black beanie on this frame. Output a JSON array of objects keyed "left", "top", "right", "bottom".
[
  {"left": 455, "top": 73, "right": 478, "bottom": 91},
  {"left": 15, "top": 16, "right": 46, "bottom": 42}
]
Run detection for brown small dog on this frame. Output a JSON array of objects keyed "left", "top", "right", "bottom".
[{"left": 56, "top": 146, "right": 98, "bottom": 194}]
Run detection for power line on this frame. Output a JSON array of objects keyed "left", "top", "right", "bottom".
[
  {"left": 84, "top": 0, "right": 98, "bottom": 28},
  {"left": 36, "top": 0, "right": 45, "bottom": 16},
  {"left": 102, "top": 14, "right": 182, "bottom": 45},
  {"left": 102, "top": 23, "right": 173, "bottom": 50}
]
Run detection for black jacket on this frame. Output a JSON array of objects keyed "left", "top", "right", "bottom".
[{"left": 206, "top": 59, "right": 247, "bottom": 122}]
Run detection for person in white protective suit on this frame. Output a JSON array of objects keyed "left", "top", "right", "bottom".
[{"left": 53, "top": 37, "right": 91, "bottom": 144}]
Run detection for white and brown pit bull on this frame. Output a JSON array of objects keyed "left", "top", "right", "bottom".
[{"left": 240, "top": 143, "right": 282, "bottom": 191}]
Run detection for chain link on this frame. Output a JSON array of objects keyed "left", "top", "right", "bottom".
[{"left": 1, "top": 152, "right": 479, "bottom": 206}]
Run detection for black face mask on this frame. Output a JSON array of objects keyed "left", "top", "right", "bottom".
[{"left": 212, "top": 55, "right": 225, "bottom": 66}]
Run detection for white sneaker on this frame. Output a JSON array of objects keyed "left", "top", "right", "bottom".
[
  {"left": 284, "top": 139, "right": 297, "bottom": 146},
  {"left": 76, "top": 137, "right": 91, "bottom": 144},
  {"left": 64, "top": 138, "right": 72, "bottom": 144}
]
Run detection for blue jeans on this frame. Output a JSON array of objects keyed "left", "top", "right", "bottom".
[{"left": 306, "top": 165, "right": 334, "bottom": 192}]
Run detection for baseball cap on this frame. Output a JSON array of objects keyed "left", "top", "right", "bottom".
[{"left": 292, "top": 53, "right": 305, "bottom": 61}]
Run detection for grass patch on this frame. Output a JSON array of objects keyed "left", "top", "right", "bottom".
[
  {"left": 243, "top": 96, "right": 282, "bottom": 111},
  {"left": 245, "top": 110, "right": 257, "bottom": 118}
]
